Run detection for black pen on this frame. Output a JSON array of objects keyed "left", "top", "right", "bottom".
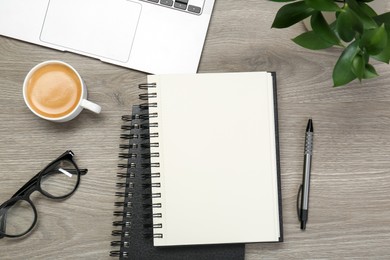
[{"left": 298, "top": 119, "right": 313, "bottom": 230}]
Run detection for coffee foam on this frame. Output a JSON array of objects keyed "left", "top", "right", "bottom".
[{"left": 26, "top": 63, "right": 82, "bottom": 118}]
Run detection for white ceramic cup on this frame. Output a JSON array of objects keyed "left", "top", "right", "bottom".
[{"left": 23, "top": 60, "right": 101, "bottom": 122}]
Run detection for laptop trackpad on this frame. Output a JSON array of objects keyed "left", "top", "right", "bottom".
[{"left": 40, "top": 0, "right": 141, "bottom": 63}]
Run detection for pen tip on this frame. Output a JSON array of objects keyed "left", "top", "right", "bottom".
[
  {"left": 301, "top": 221, "right": 306, "bottom": 230},
  {"left": 306, "top": 119, "right": 313, "bottom": 132}
]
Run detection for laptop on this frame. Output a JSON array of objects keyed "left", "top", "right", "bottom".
[{"left": 0, "top": 0, "right": 215, "bottom": 74}]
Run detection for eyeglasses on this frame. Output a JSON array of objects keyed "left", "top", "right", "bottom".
[{"left": 0, "top": 150, "right": 87, "bottom": 238}]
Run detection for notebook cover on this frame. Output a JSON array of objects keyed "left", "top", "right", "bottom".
[
  {"left": 270, "top": 71, "right": 284, "bottom": 242},
  {"left": 110, "top": 105, "right": 245, "bottom": 259}
]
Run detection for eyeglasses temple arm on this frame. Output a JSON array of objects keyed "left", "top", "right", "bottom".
[
  {"left": 60, "top": 168, "right": 87, "bottom": 176},
  {"left": 79, "top": 169, "right": 88, "bottom": 175}
]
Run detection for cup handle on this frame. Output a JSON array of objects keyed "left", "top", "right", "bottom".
[{"left": 81, "top": 99, "right": 102, "bottom": 114}]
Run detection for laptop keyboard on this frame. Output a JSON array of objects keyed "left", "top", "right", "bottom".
[{"left": 143, "top": 0, "right": 205, "bottom": 15}]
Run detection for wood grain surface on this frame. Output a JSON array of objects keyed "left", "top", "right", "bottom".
[{"left": 1, "top": 1, "right": 390, "bottom": 259}]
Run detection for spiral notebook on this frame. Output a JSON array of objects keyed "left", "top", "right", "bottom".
[
  {"left": 142, "top": 72, "right": 283, "bottom": 246},
  {"left": 110, "top": 105, "right": 245, "bottom": 259}
]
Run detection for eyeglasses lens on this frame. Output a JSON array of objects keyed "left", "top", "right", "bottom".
[
  {"left": 0, "top": 199, "right": 35, "bottom": 236},
  {"left": 40, "top": 160, "right": 79, "bottom": 198}
]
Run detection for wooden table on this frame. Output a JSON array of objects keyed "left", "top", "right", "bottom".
[{"left": 1, "top": 1, "right": 390, "bottom": 259}]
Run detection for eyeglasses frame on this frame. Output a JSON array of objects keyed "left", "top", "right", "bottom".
[{"left": 0, "top": 150, "right": 87, "bottom": 238}]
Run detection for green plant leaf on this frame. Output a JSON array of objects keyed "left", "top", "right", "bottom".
[
  {"left": 373, "top": 12, "right": 390, "bottom": 26},
  {"left": 346, "top": 0, "right": 377, "bottom": 29},
  {"left": 363, "top": 64, "right": 379, "bottom": 79},
  {"left": 311, "top": 12, "right": 341, "bottom": 45},
  {"left": 336, "top": 6, "right": 363, "bottom": 42},
  {"left": 358, "top": 2, "right": 377, "bottom": 17},
  {"left": 329, "top": 20, "right": 342, "bottom": 40},
  {"left": 363, "top": 49, "right": 369, "bottom": 63},
  {"left": 292, "top": 31, "right": 334, "bottom": 49},
  {"left": 304, "top": 0, "right": 341, "bottom": 11},
  {"left": 361, "top": 24, "right": 387, "bottom": 55},
  {"left": 271, "top": 1, "right": 314, "bottom": 28},
  {"left": 351, "top": 54, "right": 365, "bottom": 81},
  {"left": 269, "top": 0, "right": 297, "bottom": 2},
  {"left": 333, "top": 40, "right": 360, "bottom": 87},
  {"left": 372, "top": 24, "right": 390, "bottom": 63}
]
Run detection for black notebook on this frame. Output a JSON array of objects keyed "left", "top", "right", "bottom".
[{"left": 110, "top": 105, "right": 245, "bottom": 259}]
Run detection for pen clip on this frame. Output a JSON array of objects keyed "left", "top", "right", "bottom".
[{"left": 297, "top": 184, "right": 303, "bottom": 219}]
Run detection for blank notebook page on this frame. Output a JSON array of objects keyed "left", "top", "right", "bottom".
[{"left": 147, "top": 72, "right": 281, "bottom": 246}]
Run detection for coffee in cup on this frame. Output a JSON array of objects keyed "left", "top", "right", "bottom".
[{"left": 23, "top": 61, "right": 101, "bottom": 122}]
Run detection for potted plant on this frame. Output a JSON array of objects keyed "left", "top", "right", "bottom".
[{"left": 271, "top": 0, "right": 390, "bottom": 87}]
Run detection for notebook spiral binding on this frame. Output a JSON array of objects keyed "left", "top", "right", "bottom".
[
  {"left": 137, "top": 83, "right": 164, "bottom": 240},
  {"left": 110, "top": 83, "right": 162, "bottom": 258},
  {"left": 110, "top": 115, "right": 136, "bottom": 258}
]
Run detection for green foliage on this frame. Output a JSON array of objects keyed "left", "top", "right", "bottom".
[
  {"left": 271, "top": 1, "right": 315, "bottom": 28},
  {"left": 270, "top": 0, "right": 390, "bottom": 86}
]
